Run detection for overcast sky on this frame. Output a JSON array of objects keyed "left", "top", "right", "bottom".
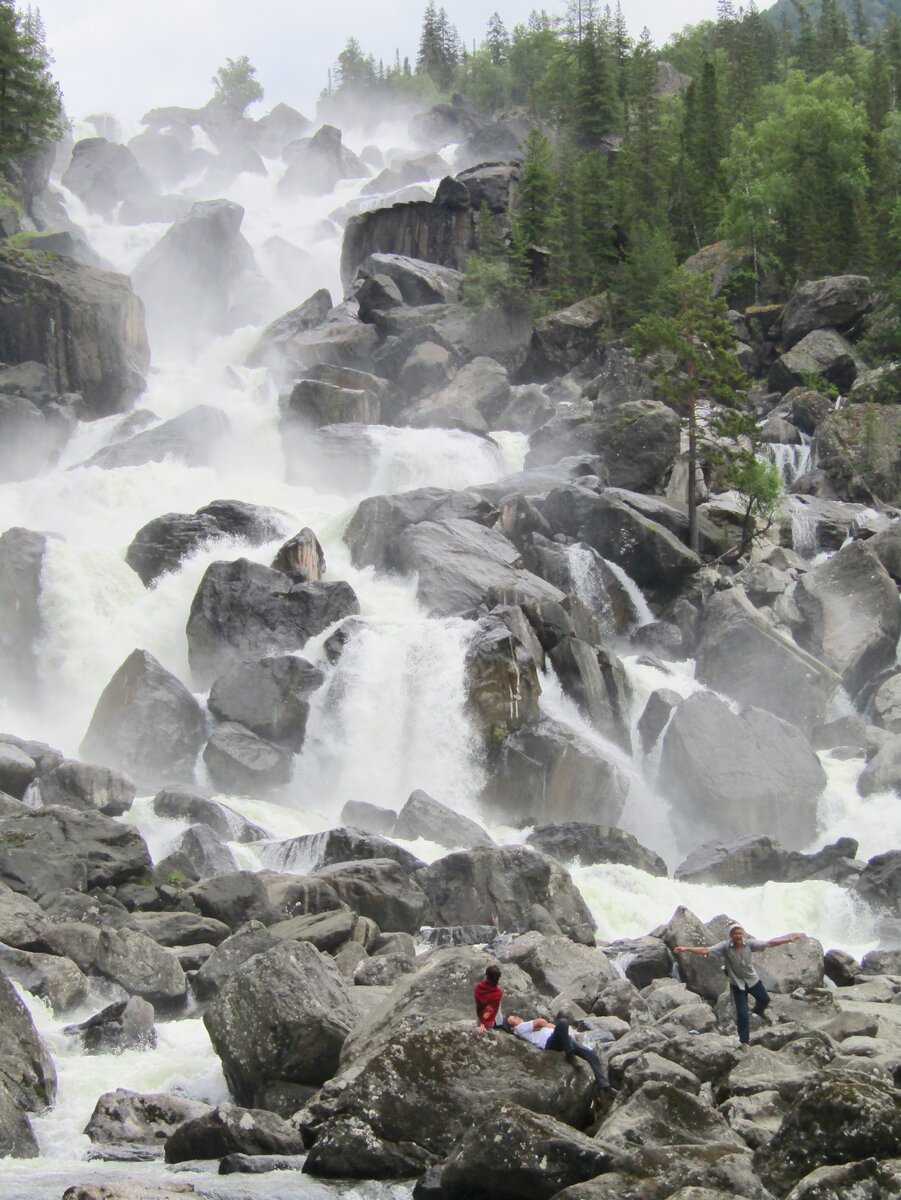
[{"left": 36, "top": 0, "right": 775, "bottom": 124}]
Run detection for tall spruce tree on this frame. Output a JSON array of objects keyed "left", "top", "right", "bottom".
[
  {"left": 0, "top": 0, "right": 62, "bottom": 160},
  {"left": 632, "top": 269, "right": 749, "bottom": 554}
]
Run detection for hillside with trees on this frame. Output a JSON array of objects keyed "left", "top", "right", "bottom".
[{"left": 323, "top": 1, "right": 900, "bottom": 366}]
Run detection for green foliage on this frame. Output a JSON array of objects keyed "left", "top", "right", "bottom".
[
  {"left": 799, "top": 368, "right": 840, "bottom": 398},
  {"left": 0, "top": 1, "right": 63, "bottom": 161},
  {"left": 632, "top": 269, "right": 750, "bottom": 551},
  {"left": 417, "top": 2, "right": 461, "bottom": 89},
  {"left": 211, "top": 54, "right": 263, "bottom": 113},
  {"left": 719, "top": 72, "right": 871, "bottom": 283}
]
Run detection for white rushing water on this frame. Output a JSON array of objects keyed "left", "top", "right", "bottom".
[{"left": 0, "top": 104, "right": 898, "bottom": 1194}]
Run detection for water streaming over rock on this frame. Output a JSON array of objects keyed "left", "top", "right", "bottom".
[{"left": 1, "top": 101, "right": 899, "bottom": 1196}]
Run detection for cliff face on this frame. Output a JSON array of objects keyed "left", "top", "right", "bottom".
[
  {"left": 341, "top": 196, "right": 475, "bottom": 293},
  {"left": 0, "top": 247, "right": 149, "bottom": 417}
]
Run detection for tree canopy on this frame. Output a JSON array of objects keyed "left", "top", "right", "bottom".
[
  {"left": 0, "top": 0, "right": 63, "bottom": 162},
  {"left": 211, "top": 54, "right": 264, "bottom": 113}
]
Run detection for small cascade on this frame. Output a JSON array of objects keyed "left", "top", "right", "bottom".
[
  {"left": 788, "top": 497, "right": 819, "bottom": 560},
  {"left": 765, "top": 434, "right": 812, "bottom": 487},
  {"left": 564, "top": 544, "right": 654, "bottom": 630}
]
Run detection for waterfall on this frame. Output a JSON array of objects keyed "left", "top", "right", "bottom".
[
  {"left": 1, "top": 89, "right": 897, "bottom": 1194},
  {"left": 765, "top": 434, "right": 812, "bottom": 487}
]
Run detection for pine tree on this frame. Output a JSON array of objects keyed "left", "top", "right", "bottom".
[
  {"left": 0, "top": 1, "right": 62, "bottom": 160},
  {"left": 616, "top": 28, "right": 663, "bottom": 226},
  {"left": 572, "top": 17, "right": 621, "bottom": 145},
  {"left": 486, "top": 12, "right": 509, "bottom": 65},
  {"left": 632, "top": 269, "right": 749, "bottom": 553}
]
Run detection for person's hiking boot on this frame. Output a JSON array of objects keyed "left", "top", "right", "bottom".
[{"left": 752, "top": 1009, "right": 772, "bottom": 1025}]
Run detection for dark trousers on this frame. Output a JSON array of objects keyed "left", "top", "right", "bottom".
[
  {"left": 545, "top": 1019, "right": 609, "bottom": 1090},
  {"left": 731, "top": 980, "right": 770, "bottom": 1044}
]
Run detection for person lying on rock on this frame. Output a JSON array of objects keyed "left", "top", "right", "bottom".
[
  {"left": 674, "top": 923, "right": 805, "bottom": 1047},
  {"left": 474, "top": 963, "right": 505, "bottom": 1031},
  {"left": 506, "top": 1014, "right": 615, "bottom": 1096}
]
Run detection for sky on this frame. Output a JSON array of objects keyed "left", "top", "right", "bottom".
[{"left": 34, "top": 0, "right": 776, "bottom": 126}]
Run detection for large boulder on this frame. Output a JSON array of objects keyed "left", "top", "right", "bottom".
[
  {"left": 344, "top": 487, "right": 498, "bottom": 573},
  {"left": 594, "top": 1081, "right": 745, "bottom": 1163},
  {"left": 521, "top": 295, "right": 610, "bottom": 382},
  {"left": 793, "top": 541, "right": 901, "bottom": 699},
  {"left": 84, "top": 1089, "right": 212, "bottom": 1147},
  {"left": 94, "top": 928, "right": 187, "bottom": 1010},
  {"left": 0, "top": 247, "right": 149, "bottom": 417},
  {"left": 279, "top": 124, "right": 367, "bottom": 197},
  {"left": 301, "top": 1024, "right": 594, "bottom": 1178},
  {"left": 339, "top": 944, "right": 540, "bottom": 1070},
  {"left": 440, "top": 1100, "right": 610, "bottom": 1200},
  {"left": 246, "top": 287, "right": 333, "bottom": 371},
  {"left": 83, "top": 405, "right": 230, "bottom": 470},
  {"left": 497, "top": 931, "right": 615, "bottom": 1000},
  {"left": 340, "top": 186, "right": 476, "bottom": 290},
  {"left": 252, "top": 102, "right": 313, "bottom": 157},
  {"left": 384, "top": 518, "right": 565, "bottom": 618},
  {"left": 768, "top": 329, "right": 863, "bottom": 394},
  {"left": 481, "top": 717, "right": 629, "bottom": 830},
  {"left": 813, "top": 403, "right": 901, "bottom": 505},
  {"left": 526, "top": 824, "right": 668, "bottom": 876},
  {"left": 780, "top": 276, "right": 871, "bottom": 350},
  {"left": 165, "top": 1103, "right": 305, "bottom": 1163},
  {"left": 263, "top": 827, "right": 423, "bottom": 875},
  {"left": 314, "top": 859, "right": 431, "bottom": 933},
  {"left": 132, "top": 199, "right": 259, "bottom": 347},
  {"left": 65, "top": 996, "right": 157, "bottom": 1054},
  {"left": 0, "top": 806, "right": 151, "bottom": 902},
  {"left": 465, "top": 609, "right": 542, "bottom": 740},
  {"left": 281, "top": 378, "right": 380, "bottom": 428},
  {"left": 548, "top": 638, "right": 632, "bottom": 752},
  {"left": 694, "top": 588, "right": 840, "bottom": 731},
  {"left": 753, "top": 1073, "right": 901, "bottom": 1196},
  {"left": 659, "top": 692, "right": 827, "bottom": 849},
  {"left": 150, "top": 786, "right": 269, "bottom": 844},
  {"left": 81, "top": 649, "right": 206, "bottom": 787},
  {"left": 186, "top": 558, "right": 359, "bottom": 685},
  {"left": 25, "top": 759, "right": 136, "bottom": 817},
  {"left": 526, "top": 400, "right": 680, "bottom": 495},
  {"left": 202, "top": 722, "right": 293, "bottom": 795},
  {"left": 852, "top": 850, "right": 901, "bottom": 914},
  {"left": 392, "top": 790, "right": 494, "bottom": 850},
  {"left": 203, "top": 940, "right": 356, "bottom": 1103},
  {"left": 61, "top": 137, "right": 155, "bottom": 218},
  {"left": 125, "top": 502, "right": 286, "bottom": 587},
  {"left": 207, "top": 655, "right": 324, "bottom": 751},
  {"left": 0, "top": 528, "right": 56, "bottom": 704},
  {"left": 417, "top": 845, "right": 596, "bottom": 944},
  {"left": 674, "top": 835, "right": 860, "bottom": 887},
  {"left": 537, "top": 489, "right": 701, "bottom": 593},
  {"left": 0, "top": 969, "right": 56, "bottom": 1156},
  {"left": 352, "top": 252, "right": 463, "bottom": 306}
]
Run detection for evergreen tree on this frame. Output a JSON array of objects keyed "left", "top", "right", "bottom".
[
  {"left": 632, "top": 269, "right": 749, "bottom": 553},
  {"left": 675, "top": 58, "right": 725, "bottom": 250},
  {"left": 572, "top": 17, "right": 621, "bottom": 144},
  {"left": 615, "top": 28, "right": 663, "bottom": 226},
  {"left": 0, "top": 0, "right": 62, "bottom": 160},
  {"left": 211, "top": 55, "right": 263, "bottom": 113},
  {"left": 486, "top": 12, "right": 509, "bottom": 65}
]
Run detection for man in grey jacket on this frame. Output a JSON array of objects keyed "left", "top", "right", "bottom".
[{"left": 674, "top": 923, "right": 804, "bottom": 1046}]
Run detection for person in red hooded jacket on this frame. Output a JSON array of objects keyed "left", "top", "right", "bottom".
[{"left": 474, "top": 963, "right": 504, "bottom": 1030}]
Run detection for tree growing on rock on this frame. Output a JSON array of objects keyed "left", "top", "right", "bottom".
[
  {"left": 631, "top": 268, "right": 750, "bottom": 554},
  {"left": 0, "top": 0, "right": 63, "bottom": 161},
  {"left": 211, "top": 54, "right": 264, "bottom": 114}
]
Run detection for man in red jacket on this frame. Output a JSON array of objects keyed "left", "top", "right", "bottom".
[{"left": 474, "top": 963, "right": 504, "bottom": 1030}]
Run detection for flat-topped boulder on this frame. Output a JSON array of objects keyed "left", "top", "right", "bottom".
[{"left": 526, "top": 824, "right": 667, "bottom": 876}]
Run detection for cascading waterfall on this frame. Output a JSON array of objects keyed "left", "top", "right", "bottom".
[
  {"left": 765, "top": 433, "right": 812, "bottom": 487},
  {"left": 1, "top": 95, "right": 899, "bottom": 1197}
]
